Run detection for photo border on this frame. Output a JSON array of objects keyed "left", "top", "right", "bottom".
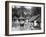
[{"left": 5, "top": 1, "right": 45, "bottom": 36}]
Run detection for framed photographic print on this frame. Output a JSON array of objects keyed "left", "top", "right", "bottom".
[{"left": 5, "top": 1, "right": 45, "bottom": 36}]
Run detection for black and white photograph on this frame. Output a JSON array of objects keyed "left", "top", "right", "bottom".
[
  {"left": 12, "top": 6, "right": 41, "bottom": 31},
  {"left": 5, "top": 1, "right": 45, "bottom": 36}
]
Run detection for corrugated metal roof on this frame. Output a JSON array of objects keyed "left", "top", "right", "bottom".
[{"left": 29, "top": 14, "right": 40, "bottom": 21}]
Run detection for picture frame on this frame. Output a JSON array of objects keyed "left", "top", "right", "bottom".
[{"left": 5, "top": 1, "right": 45, "bottom": 36}]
